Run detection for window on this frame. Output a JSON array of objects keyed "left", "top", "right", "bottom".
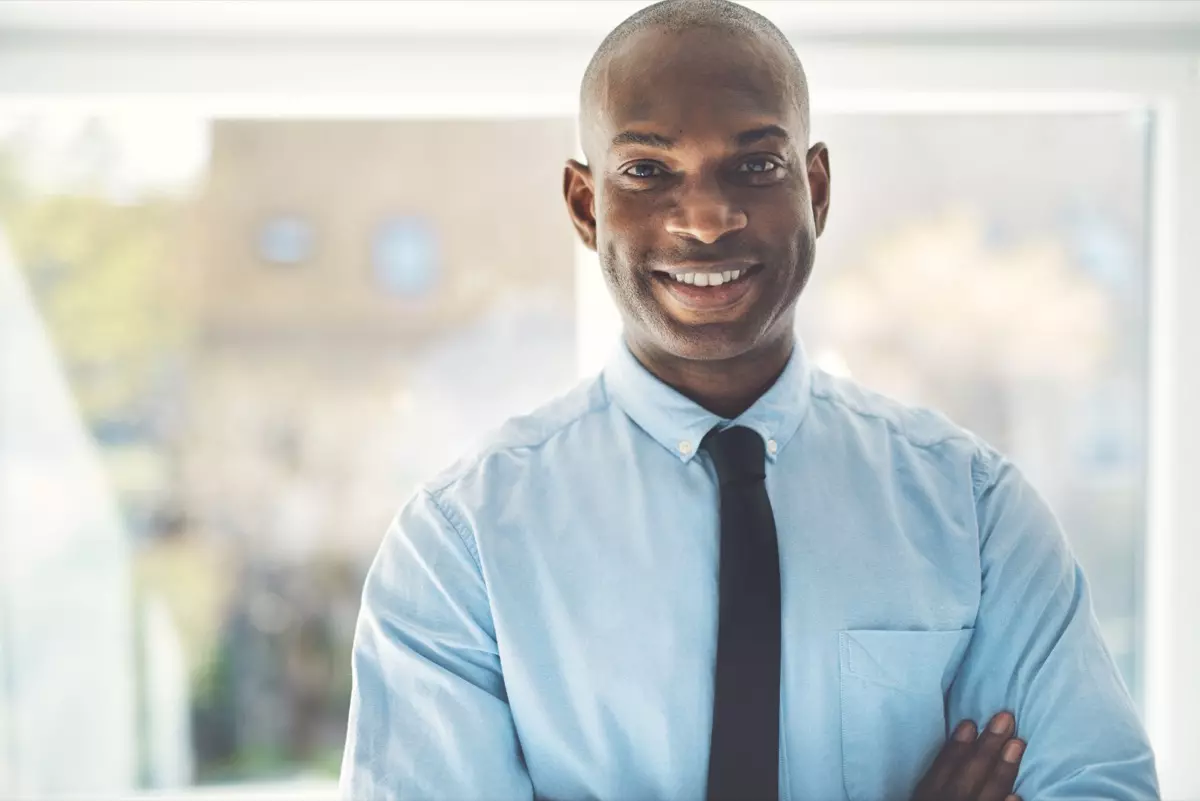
[
  {"left": 0, "top": 115, "right": 577, "bottom": 793},
  {"left": 371, "top": 217, "right": 439, "bottom": 296},
  {"left": 256, "top": 215, "right": 315, "bottom": 267}
]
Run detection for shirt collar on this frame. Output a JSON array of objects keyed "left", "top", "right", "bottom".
[{"left": 602, "top": 338, "right": 814, "bottom": 464}]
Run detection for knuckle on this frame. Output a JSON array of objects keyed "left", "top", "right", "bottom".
[
  {"left": 976, "top": 731, "right": 1008, "bottom": 753},
  {"left": 942, "top": 741, "right": 971, "bottom": 762}
]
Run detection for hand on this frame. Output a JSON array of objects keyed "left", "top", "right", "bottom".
[{"left": 911, "top": 712, "right": 1025, "bottom": 801}]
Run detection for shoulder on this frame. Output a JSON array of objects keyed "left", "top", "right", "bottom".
[
  {"left": 809, "top": 368, "right": 976, "bottom": 449},
  {"left": 808, "top": 369, "right": 1001, "bottom": 494},
  {"left": 422, "top": 372, "right": 613, "bottom": 498}
]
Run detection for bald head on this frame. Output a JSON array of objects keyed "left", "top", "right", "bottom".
[{"left": 579, "top": 0, "right": 809, "bottom": 163}]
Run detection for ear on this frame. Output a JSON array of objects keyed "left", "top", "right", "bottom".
[
  {"left": 563, "top": 159, "right": 598, "bottom": 251},
  {"left": 806, "top": 142, "right": 831, "bottom": 237}
]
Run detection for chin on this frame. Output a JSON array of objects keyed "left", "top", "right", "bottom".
[{"left": 659, "top": 322, "right": 762, "bottom": 362}]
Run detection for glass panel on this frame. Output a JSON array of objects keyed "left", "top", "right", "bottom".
[
  {"left": 801, "top": 110, "right": 1150, "bottom": 702},
  {"left": 0, "top": 107, "right": 1154, "bottom": 794},
  {"left": 0, "top": 116, "right": 578, "bottom": 793}
]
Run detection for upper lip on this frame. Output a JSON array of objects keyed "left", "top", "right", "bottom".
[{"left": 653, "top": 260, "right": 759, "bottom": 276}]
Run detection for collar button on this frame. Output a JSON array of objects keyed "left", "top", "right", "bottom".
[{"left": 678, "top": 440, "right": 693, "bottom": 455}]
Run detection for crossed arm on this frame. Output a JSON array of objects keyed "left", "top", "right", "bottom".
[
  {"left": 936, "top": 456, "right": 1158, "bottom": 800},
  {"left": 339, "top": 458, "right": 1158, "bottom": 800}
]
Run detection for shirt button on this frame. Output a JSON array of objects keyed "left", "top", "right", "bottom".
[
  {"left": 767, "top": 439, "right": 778, "bottom": 455},
  {"left": 678, "top": 440, "right": 693, "bottom": 455}
]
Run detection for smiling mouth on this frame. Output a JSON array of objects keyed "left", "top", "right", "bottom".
[
  {"left": 656, "top": 265, "right": 757, "bottom": 287},
  {"left": 651, "top": 264, "right": 764, "bottom": 312}
]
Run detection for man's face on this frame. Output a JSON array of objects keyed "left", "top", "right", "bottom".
[{"left": 566, "top": 26, "right": 831, "bottom": 363}]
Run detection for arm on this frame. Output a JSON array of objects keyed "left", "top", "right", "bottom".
[
  {"left": 946, "top": 452, "right": 1158, "bottom": 800},
  {"left": 339, "top": 488, "right": 533, "bottom": 801}
]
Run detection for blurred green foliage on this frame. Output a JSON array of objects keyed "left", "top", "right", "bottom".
[
  {"left": 1, "top": 128, "right": 355, "bottom": 785},
  {"left": 2, "top": 158, "right": 189, "bottom": 429}
]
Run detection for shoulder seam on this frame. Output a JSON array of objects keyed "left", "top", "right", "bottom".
[
  {"left": 424, "top": 486, "right": 484, "bottom": 575},
  {"left": 971, "top": 446, "right": 1005, "bottom": 503},
  {"left": 423, "top": 388, "right": 615, "bottom": 574},
  {"left": 426, "top": 380, "right": 613, "bottom": 495},
  {"left": 810, "top": 383, "right": 976, "bottom": 453}
]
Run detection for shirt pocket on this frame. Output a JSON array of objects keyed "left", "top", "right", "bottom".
[{"left": 838, "top": 628, "right": 973, "bottom": 801}]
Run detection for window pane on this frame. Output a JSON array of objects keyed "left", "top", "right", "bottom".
[
  {"left": 801, "top": 110, "right": 1150, "bottom": 701},
  {"left": 0, "top": 116, "right": 577, "bottom": 793},
  {"left": 0, "top": 107, "right": 1153, "bottom": 794}
]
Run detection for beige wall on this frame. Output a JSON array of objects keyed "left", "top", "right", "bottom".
[
  {"left": 179, "top": 119, "right": 577, "bottom": 559},
  {"left": 193, "top": 119, "right": 575, "bottom": 343}
]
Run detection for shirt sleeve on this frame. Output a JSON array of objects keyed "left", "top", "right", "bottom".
[
  {"left": 339, "top": 488, "right": 533, "bottom": 801},
  {"left": 945, "top": 451, "right": 1159, "bottom": 800}
]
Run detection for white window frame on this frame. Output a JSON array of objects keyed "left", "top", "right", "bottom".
[{"left": 1, "top": 2, "right": 1197, "bottom": 797}]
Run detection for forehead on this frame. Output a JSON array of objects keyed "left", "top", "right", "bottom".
[{"left": 596, "top": 26, "right": 799, "bottom": 140}]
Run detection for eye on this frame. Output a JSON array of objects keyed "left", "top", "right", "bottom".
[
  {"left": 736, "top": 156, "right": 788, "bottom": 185},
  {"left": 738, "top": 157, "right": 780, "bottom": 174},
  {"left": 624, "top": 162, "right": 665, "bottom": 179}
]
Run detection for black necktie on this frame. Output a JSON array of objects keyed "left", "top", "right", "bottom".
[{"left": 703, "top": 426, "right": 782, "bottom": 801}]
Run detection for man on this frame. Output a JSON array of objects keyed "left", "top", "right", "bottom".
[{"left": 340, "top": 1, "right": 1158, "bottom": 799}]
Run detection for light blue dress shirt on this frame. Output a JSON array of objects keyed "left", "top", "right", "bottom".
[{"left": 341, "top": 341, "right": 1157, "bottom": 801}]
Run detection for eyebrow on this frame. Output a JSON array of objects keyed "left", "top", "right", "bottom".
[
  {"left": 611, "top": 130, "right": 676, "bottom": 149},
  {"left": 610, "top": 124, "right": 790, "bottom": 150},
  {"left": 736, "top": 124, "right": 790, "bottom": 146}
]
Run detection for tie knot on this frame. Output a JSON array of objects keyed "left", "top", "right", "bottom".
[{"left": 703, "top": 426, "right": 766, "bottom": 485}]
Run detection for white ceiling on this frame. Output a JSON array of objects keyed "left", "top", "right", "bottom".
[{"left": 0, "top": 0, "right": 1198, "bottom": 38}]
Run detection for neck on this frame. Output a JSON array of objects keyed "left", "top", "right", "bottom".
[{"left": 626, "top": 330, "right": 795, "bottom": 420}]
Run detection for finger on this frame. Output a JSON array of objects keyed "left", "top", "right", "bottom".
[
  {"left": 945, "top": 711, "right": 1015, "bottom": 798},
  {"left": 1006, "top": 796, "right": 1022, "bottom": 801},
  {"left": 977, "top": 739, "right": 1025, "bottom": 801},
  {"left": 914, "top": 720, "right": 977, "bottom": 797},
  {"left": 916, "top": 719, "right": 974, "bottom": 796}
]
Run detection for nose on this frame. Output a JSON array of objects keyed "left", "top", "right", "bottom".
[{"left": 663, "top": 178, "right": 748, "bottom": 244}]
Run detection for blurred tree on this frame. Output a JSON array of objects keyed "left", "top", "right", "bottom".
[
  {"left": 0, "top": 150, "right": 24, "bottom": 214},
  {"left": 4, "top": 191, "right": 190, "bottom": 433},
  {"left": 820, "top": 208, "right": 1111, "bottom": 445}
]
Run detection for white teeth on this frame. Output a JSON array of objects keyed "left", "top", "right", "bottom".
[{"left": 671, "top": 269, "right": 747, "bottom": 285}]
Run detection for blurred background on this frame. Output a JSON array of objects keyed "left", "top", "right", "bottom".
[{"left": 0, "top": 2, "right": 1198, "bottom": 799}]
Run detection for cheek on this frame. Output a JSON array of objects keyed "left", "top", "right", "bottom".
[
  {"left": 599, "top": 203, "right": 662, "bottom": 271},
  {"left": 599, "top": 192, "right": 654, "bottom": 244},
  {"left": 599, "top": 239, "right": 646, "bottom": 300},
  {"left": 769, "top": 180, "right": 811, "bottom": 223},
  {"left": 753, "top": 200, "right": 809, "bottom": 254}
]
